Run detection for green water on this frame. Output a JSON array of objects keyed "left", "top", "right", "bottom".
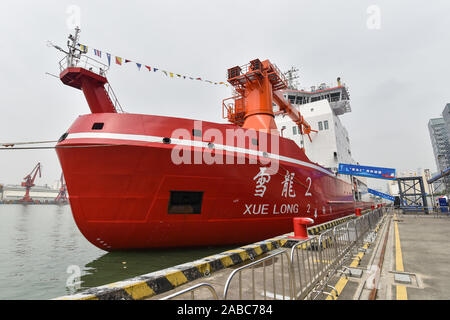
[{"left": 0, "top": 205, "right": 234, "bottom": 300}]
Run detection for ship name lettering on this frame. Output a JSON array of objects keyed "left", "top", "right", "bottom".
[
  {"left": 273, "top": 203, "right": 299, "bottom": 214},
  {"left": 243, "top": 203, "right": 269, "bottom": 215},
  {"left": 243, "top": 203, "right": 299, "bottom": 215}
]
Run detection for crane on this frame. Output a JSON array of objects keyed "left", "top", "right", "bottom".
[
  {"left": 222, "top": 58, "right": 317, "bottom": 141},
  {"left": 21, "top": 162, "right": 41, "bottom": 203},
  {"left": 55, "top": 173, "right": 68, "bottom": 204}
]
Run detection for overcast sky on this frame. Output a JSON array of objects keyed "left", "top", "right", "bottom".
[{"left": 0, "top": 0, "right": 449, "bottom": 190}]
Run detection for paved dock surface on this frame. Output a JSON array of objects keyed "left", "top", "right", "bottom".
[{"left": 325, "top": 211, "right": 450, "bottom": 300}]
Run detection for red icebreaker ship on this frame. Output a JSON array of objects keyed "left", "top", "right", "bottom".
[{"left": 55, "top": 29, "right": 372, "bottom": 250}]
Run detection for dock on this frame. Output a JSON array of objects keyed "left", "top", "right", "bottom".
[{"left": 55, "top": 207, "right": 450, "bottom": 300}]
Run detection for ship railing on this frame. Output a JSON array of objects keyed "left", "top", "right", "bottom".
[
  {"left": 223, "top": 250, "right": 293, "bottom": 300},
  {"left": 105, "top": 82, "right": 125, "bottom": 113},
  {"left": 159, "top": 283, "right": 219, "bottom": 300},
  {"left": 222, "top": 96, "right": 235, "bottom": 120},
  {"left": 226, "top": 61, "right": 287, "bottom": 84},
  {"left": 58, "top": 54, "right": 109, "bottom": 78},
  {"left": 58, "top": 55, "right": 125, "bottom": 113}
]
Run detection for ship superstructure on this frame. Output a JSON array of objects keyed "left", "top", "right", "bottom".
[{"left": 275, "top": 76, "right": 369, "bottom": 202}]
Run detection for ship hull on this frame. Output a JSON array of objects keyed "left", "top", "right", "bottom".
[{"left": 56, "top": 113, "right": 372, "bottom": 250}]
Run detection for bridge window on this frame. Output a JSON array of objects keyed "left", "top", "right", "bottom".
[
  {"left": 330, "top": 92, "right": 341, "bottom": 102},
  {"left": 324, "top": 120, "right": 329, "bottom": 130},
  {"left": 293, "top": 126, "right": 297, "bottom": 135},
  {"left": 318, "top": 121, "right": 323, "bottom": 131},
  {"left": 288, "top": 95, "right": 296, "bottom": 104}
]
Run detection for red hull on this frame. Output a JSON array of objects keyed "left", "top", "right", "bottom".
[{"left": 57, "top": 113, "right": 372, "bottom": 250}]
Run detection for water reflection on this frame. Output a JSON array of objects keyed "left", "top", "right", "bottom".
[{"left": 78, "top": 246, "right": 235, "bottom": 290}]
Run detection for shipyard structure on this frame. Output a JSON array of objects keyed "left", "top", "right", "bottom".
[{"left": 0, "top": 185, "right": 60, "bottom": 203}]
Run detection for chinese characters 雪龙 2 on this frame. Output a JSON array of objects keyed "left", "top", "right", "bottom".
[
  {"left": 281, "top": 170, "right": 296, "bottom": 198},
  {"left": 253, "top": 167, "right": 272, "bottom": 197}
]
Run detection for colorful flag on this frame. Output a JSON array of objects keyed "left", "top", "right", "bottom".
[
  {"left": 82, "top": 44, "right": 228, "bottom": 86},
  {"left": 79, "top": 44, "right": 88, "bottom": 53}
]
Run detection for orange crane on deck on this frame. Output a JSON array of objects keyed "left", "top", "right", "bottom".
[
  {"left": 21, "top": 162, "right": 41, "bottom": 203},
  {"left": 222, "top": 58, "right": 317, "bottom": 142}
]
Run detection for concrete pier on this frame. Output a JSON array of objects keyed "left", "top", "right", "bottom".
[{"left": 321, "top": 210, "right": 450, "bottom": 300}]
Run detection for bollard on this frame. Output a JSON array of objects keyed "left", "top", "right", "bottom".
[
  {"left": 289, "top": 217, "right": 314, "bottom": 240},
  {"left": 355, "top": 207, "right": 362, "bottom": 217}
]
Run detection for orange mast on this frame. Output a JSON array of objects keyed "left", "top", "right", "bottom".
[{"left": 223, "top": 59, "right": 316, "bottom": 140}]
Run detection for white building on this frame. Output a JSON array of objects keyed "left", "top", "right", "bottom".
[{"left": 1, "top": 185, "right": 59, "bottom": 202}]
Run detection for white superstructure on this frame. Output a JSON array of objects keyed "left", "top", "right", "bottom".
[{"left": 275, "top": 79, "right": 370, "bottom": 202}]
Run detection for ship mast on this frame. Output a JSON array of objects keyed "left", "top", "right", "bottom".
[
  {"left": 54, "top": 28, "right": 123, "bottom": 113},
  {"left": 66, "top": 26, "right": 83, "bottom": 68},
  {"left": 284, "top": 67, "right": 299, "bottom": 90}
]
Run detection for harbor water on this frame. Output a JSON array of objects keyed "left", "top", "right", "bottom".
[{"left": 0, "top": 204, "right": 234, "bottom": 299}]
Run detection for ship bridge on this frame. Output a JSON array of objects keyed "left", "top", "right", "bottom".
[{"left": 281, "top": 80, "right": 351, "bottom": 116}]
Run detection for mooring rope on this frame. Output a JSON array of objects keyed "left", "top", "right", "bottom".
[
  {"left": 0, "top": 143, "right": 120, "bottom": 150},
  {"left": 0, "top": 140, "right": 58, "bottom": 147}
]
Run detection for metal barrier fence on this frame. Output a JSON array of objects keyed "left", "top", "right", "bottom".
[
  {"left": 161, "top": 208, "right": 387, "bottom": 300},
  {"left": 223, "top": 250, "right": 293, "bottom": 300},
  {"left": 393, "top": 206, "right": 450, "bottom": 218},
  {"left": 160, "top": 283, "right": 220, "bottom": 300}
]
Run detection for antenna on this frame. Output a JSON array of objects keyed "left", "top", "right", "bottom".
[
  {"left": 66, "top": 27, "right": 83, "bottom": 67},
  {"left": 284, "top": 67, "right": 299, "bottom": 90},
  {"left": 46, "top": 27, "right": 84, "bottom": 65}
]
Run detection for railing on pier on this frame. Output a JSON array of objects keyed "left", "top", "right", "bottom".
[
  {"left": 223, "top": 250, "right": 293, "bottom": 300},
  {"left": 161, "top": 207, "right": 388, "bottom": 300},
  {"left": 159, "top": 283, "right": 219, "bottom": 300}
]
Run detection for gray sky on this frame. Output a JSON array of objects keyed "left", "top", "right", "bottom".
[{"left": 0, "top": 0, "right": 449, "bottom": 190}]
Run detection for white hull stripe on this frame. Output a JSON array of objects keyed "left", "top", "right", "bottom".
[{"left": 65, "top": 132, "right": 334, "bottom": 177}]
